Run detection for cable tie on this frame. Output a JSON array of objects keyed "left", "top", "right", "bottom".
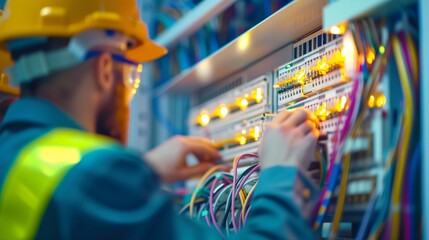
[
  {"left": 215, "top": 173, "right": 224, "bottom": 180},
  {"left": 202, "top": 210, "right": 208, "bottom": 217}
]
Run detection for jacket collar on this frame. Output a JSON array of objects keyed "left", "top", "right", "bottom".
[{"left": 1, "top": 97, "right": 84, "bottom": 131}]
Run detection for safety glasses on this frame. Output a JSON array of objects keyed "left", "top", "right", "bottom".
[{"left": 85, "top": 50, "right": 142, "bottom": 101}]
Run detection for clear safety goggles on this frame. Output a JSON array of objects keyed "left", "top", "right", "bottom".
[{"left": 86, "top": 50, "right": 142, "bottom": 101}]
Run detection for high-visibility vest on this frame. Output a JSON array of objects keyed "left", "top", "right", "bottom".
[{"left": 0, "top": 129, "right": 116, "bottom": 239}]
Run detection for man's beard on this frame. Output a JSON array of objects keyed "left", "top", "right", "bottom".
[{"left": 96, "top": 83, "right": 130, "bottom": 144}]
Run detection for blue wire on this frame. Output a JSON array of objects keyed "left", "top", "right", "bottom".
[
  {"left": 357, "top": 108, "right": 403, "bottom": 238},
  {"left": 314, "top": 163, "right": 341, "bottom": 230},
  {"left": 368, "top": 116, "right": 403, "bottom": 236},
  {"left": 408, "top": 142, "right": 421, "bottom": 240},
  {"left": 356, "top": 194, "right": 378, "bottom": 240},
  {"left": 369, "top": 166, "right": 394, "bottom": 236}
]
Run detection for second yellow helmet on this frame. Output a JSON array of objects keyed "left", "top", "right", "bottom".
[
  {"left": 0, "top": 0, "right": 167, "bottom": 62},
  {"left": 0, "top": 48, "right": 19, "bottom": 96}
]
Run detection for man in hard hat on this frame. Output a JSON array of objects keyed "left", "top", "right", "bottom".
[{"left": 0, "top": 1, "right": 320, "bottom": 239}]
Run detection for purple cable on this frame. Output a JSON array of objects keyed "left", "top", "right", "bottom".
[
  {"left": 235, "top": 165, "right": 260, "bottom": 229},
  {"left": 230, "top": 153, "right": 258, "bottom": 232},
  {"left": 399, "top": 35, "right": 414, "bottom": 240},
  {"left": 399, "top": 32, "right": 415, "bottom": 84},
  {"left": 209, "top": 177, "right": 225, "bottom": 237},
  {"left": 234, "top": 166, "right": 260, "bottom": 198},
  {"left": 245, "top": 206, "right": 252, "bottom": 223},
  {"left": 382, "top": 221, "right": 391, "bottom": 240},
  {"left": 223, "top": 175, "right": 233, "bottom": 184},
  {"left": 313, "top": 74, "right": 362, "bottom": 220},
  {"left": 205, "top": 215, "right": 211, "bottom": 227},
  {"left": 403, "top": 166, "right": 411, "bottom": 240}
]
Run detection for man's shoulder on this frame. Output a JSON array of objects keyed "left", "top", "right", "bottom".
[{"left": 26, "top": 127, "right": 143, "bottom": 167}]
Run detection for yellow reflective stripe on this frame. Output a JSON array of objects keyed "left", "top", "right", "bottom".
[{"left": 0, "top": 129, "right": 116, "bottom": 239}]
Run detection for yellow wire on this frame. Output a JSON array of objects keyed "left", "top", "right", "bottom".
[
  {"left": 405, "top": 33, "right": 419, "bottom": 85},
  {"left": 390, "top": 35, "right": 414, "bottom": 240},
  {"left": 189, "top": 165, "right": 225, "bottom": 217},
  {"left": 232, "top": 154, "right": 246, "bottom": 208},
  {"left": 329, "top": 153, "right": 351, "bottom": 239},
  {"left": 327, "top": 37, "right": 386, "bottom": 237},
  {"left": 241, "top": 184, "right": 257, "bottom": 219},
  {"left": 329, "top": 41, "right": 392, "bottom": 237},
  {"left": 350, "top": 54, "right": 382, "bottom": 135},
  {"left": 239, "top": 190, "right": 246, "bottom": 207}
]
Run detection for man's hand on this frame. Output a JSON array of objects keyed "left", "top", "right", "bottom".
[
  {"left": 259, "top": 108, "right": 320, "bottom": 170},
  {"left": 144, "top": 136, "right": 221, "bottom": 183}
]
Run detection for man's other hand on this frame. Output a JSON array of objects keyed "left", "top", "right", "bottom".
[{"left": 144, "top": 136, "right": 221, "bottom": 183}]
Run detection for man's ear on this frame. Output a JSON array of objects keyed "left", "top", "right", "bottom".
[{"left": 94, "top": 52, "right": 114, "bottom": 93}]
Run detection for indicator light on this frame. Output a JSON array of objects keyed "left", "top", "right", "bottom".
[
  {"left": 238, "top": 98, "right": 249, "bottom": 110},
  {"left": 376, "top": 94, "right": 386, "bottom": 108},
  {"left": 316, "top": 102, "right": 330, "bottom": 121},
  {"left": 218, "top": 104, "right": 229, "bottom": 119},
  {"left": 198, "top": 111, "right": 211, "bottom": 126},
  {"left": 239, "top": 136, "right": 247, "bottom": 146},
  {"left": 335, "top": 96, "right": 347, "bottom": 112},
  {"left": 255, "top": 88, "right": 263, "bottom": 103},
  {"left": 368, "top": 95, "right": 375, "bottom": 108},
  {"left": 367, "top": 49, "right": 375, "bottom": 64},
  {"left": 330, "top": 26, "right": 342, "bottom": 35},
  {"left": 253, "top": 126, "right": 260, "bottom": 141}
]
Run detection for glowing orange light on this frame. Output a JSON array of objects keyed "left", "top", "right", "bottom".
[
  {"left": 237, "top": 97, "right": 249, "bottom": 110},
  {"left": 198, "top": 111, "right": 210, "bottom": 127},
  {"left": 217, "top": 104, "right": 229, "bottom": 119},
  {"left": 239, "top": 136, "right": 247, "bottom": 145},
  {"left": 376, "top": 94, "right": 387, "bottom": 108},
  {"left": 253, "top": 126, "right": 261, "bottom": 141},
  {"left": 330, "top": 26, "right": 342, "bottom": 35},
  {"left": 367, "top": 49, "right": 376, "bottom": 64},
  {"left": 368, "top": 95, "right": 375, "bottom": 108},
  {"left": 295, "top": 68, "right": 306, "bottom": 84},
  {"left": 316, "top": 102, "right": 330, "bottom": 121},
  {"left": 255, "top": 88, "right": 264, "bottom": 103}
]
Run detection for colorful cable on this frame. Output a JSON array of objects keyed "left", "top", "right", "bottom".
[{"left": 390, "top": 34, "right": 415, "bottom": 240}]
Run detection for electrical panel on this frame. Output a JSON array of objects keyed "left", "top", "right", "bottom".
[
  {"left": 272, "top": 30, "right": 392, "bottom": 233},
  {"left": 184, "top": 6, "right": 420, "bottom": 239},
  {"left": 190, "top": 76, "right": 271, "bottom": 162}
]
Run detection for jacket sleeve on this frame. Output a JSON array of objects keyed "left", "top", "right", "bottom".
[{"left": 36, "top": 148, "right": 316, "bottom": 240}]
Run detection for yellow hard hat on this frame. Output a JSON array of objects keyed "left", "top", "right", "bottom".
[
  {"left": 0, "top": 0, "right": 167, "bottom": 62},
  {"left": 0, "top": 48, "right": 19, "bottom": 96}
]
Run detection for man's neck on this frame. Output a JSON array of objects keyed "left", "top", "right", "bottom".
[{"left": 36, "top": 92, "right": 96, "bottom": 132}]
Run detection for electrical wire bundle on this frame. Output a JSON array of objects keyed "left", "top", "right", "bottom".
[
  {"left": 179, "top": 153, "right": 259, "bottom": 238},
  {"left": 311, "top": 12, "right": 421, "bottom": 240},
  {"left": 361, "top": 17, "right": 421, "bottom": 240}
]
